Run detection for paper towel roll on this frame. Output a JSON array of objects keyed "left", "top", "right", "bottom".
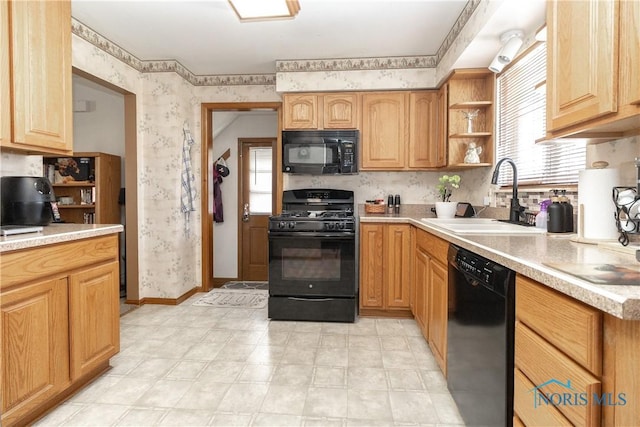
[{"left": 578, "top": 168, "right": 621, "bottom": 240}]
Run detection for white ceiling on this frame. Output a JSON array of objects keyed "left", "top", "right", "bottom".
[{"left": 71, "top": 0, "right": 546, "bottom": 76}]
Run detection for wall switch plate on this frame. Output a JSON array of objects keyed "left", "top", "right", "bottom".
[{"left": 483, "top": 196, "right": 491, "bottom": 206}]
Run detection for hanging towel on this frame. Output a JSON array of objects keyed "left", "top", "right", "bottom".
[
  {"left": 213, "top": 168, "right": 224, "bottom": 223},
  {"left": 181, "top": 126, "right": 197, "bottom": 234}
]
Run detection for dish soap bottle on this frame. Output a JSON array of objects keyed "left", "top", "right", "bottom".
[
  {"left": 559, "top": 190, "right": 574, "bottom": 232},
  {"left": 547, "top": 190, "right": 565, "bottom": 233},
  {"left": 536, "top": 199, "right": 550, "bottom": 230}
]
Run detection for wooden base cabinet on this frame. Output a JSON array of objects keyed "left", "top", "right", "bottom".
[
  {"left": 513, "top": 274, "right": 640, "bottom": 426},
  {"left": 428, "top": 258, "right": 447, "bottom": 375},
  {"left": 0, "top": 234, "right": 120, "bottom": 427},
  {"left": 359, "top": 223, "right": 411, "bottom": 315},
  {"left": 412, "top": 228, "right": 449, "bottom": 375},
  {"left": 1, "top": 277, "right": 70, "bottom": 425},
  {"left": 69, "top": 262, "right": 120, "bottom": 380}
]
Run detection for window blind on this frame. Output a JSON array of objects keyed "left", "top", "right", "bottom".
[{"left": 496, "top": 43, "right": 586, "bottom": 186}]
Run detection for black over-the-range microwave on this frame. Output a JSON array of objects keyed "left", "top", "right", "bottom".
[{"left": 282, "top": 130, "right": 358, "bottom": 175}]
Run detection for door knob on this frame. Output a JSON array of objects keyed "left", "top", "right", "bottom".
[{"left": 242, "top": 203, "right": 250, "bottom": 222}]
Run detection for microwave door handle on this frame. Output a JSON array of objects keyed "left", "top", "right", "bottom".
[{"left": 336, "top": 142, "right": 343, "bottom": 166}]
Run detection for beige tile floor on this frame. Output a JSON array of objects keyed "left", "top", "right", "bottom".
[{"left": 36, "top": 293, "right": 464, "bottom": 426}]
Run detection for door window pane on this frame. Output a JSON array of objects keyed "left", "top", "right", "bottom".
[{"left": 249, "top": 147, "right": 272, "bottom": 214}]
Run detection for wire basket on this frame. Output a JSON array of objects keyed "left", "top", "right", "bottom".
[
  {"left": 364, "top": 203, "right": 387, "bottom": 214},
  {"left": 613, "top": 186, "right": 640, "bottom": 246}
]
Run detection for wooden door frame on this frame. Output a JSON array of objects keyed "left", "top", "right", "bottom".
[
  {"left": 71, "top": 68, "right": 140, "bottom": 303},
  {"left": 200, "top": 103, "right": 282, "bottom": 291},
  {"left": 237, "top": 138, "right": 277, "bottom": 281}
]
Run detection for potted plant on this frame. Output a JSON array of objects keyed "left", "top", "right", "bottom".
[{"left": 435, "top": 174, "right": 461, "bottom": 218}]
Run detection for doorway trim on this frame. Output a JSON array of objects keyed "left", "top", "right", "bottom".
[
  {"left": 71, "top": 67, "right": 140, "bottom": 303},
  {"left": 200, "top": 103, "right": 282, "bottom": 291}
]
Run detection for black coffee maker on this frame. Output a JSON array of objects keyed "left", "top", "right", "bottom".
[{"left": 0, "top": 176, "right": 56, "bottom": 225}]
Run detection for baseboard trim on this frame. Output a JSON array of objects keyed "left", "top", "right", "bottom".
[
  {"left": 126, "top": 286, "right": 201, "bottom": 306},
  {"left": 359, "top": 308, "right": 414, "bottom": 318}
]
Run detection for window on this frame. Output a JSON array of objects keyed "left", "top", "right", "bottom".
[
  {"left": 496, "top": 43, "right": 586, "bottom": 186},
  {"left": 248, "top": 147, "right": 272, "bottom": 214}
]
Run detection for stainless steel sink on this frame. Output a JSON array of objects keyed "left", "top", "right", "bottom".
[{"left": 420, "top": 217, "right": 546, "bottom": 235}]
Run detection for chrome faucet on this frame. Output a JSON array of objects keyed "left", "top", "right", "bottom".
[{"left": 491, "top": 158, "right": 524, "bottom": 223}]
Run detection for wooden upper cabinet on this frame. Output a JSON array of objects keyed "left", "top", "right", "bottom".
[
  {"left": 619, "top": 0, "right": 640, "bottom": 107},
  {"left": 283, "top": 93, "right": 358, "bottom": 129},
  {"left": 547, "top": 0, "right": 618, "bottom": 132},
  {"left": 409, "top": 91, "right": 442, "bottom": 168},
  {"left": 436, "top": 84, "right": 448, "bottom": 167},
  {"left": 283, "top": 94, "right": 319, "bottom": 129},
  {"left": 323, "top": 93, "right": 358, "bottom": 128},
  {"left": 546, "top": 0, "right": 639, "bottom": 139},
  {"left": 360, "top": 92, "right": 408, "bottom": 170},
  {"left": 0, "top": 2, "right": 10, "bottom": 147},
  {"left": 2, "top": 0, "right": 73, "bottom": 154}
]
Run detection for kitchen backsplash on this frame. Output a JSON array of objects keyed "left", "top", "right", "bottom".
[
  {"left": 0, "top": 152, "right": 43, "bottom": 177},
  {"left": 495, "top": 190, "right": 577, "bottom": 212}
]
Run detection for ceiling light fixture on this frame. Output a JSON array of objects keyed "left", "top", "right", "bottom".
[
  {"left": 228, "top": 0, "right": 300, "bottom": 22},
  {"left": 488, "top": 29, "right": 524, "bottom": 73}
]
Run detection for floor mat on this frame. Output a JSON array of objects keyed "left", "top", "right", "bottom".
[
  {"left": 192, "top": 288, "right": 268, "bottom": 308},
  {"left": 221, "top": 281, "right": 269, "bottom": 290}
]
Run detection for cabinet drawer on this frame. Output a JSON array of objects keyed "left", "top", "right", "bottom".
[
  {"left": 415, "top": 229, "right": 448, "bottom": 264},
  {"left": 515, "top": 321, "right": 601, "bottom": 426},
  {"left": 1, "top": 235, "right": 119, "bottom": 290},
  {"left": 514, "top": 368, "right": 572, "bottom": 426},
  {"left": 516, "top": 275, "right": 602, "bottom": 374}
]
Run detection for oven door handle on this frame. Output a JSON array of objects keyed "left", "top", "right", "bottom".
[
  {"left": 269, "top": 232, "right": 355, "bottom": 239},
  {"left": 287, "top": 297, "right": 337, "bottom": 302}
]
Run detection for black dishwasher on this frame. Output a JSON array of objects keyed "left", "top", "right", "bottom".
[{"left": 447, "top": 244, "right": 515, "bottom": 427}]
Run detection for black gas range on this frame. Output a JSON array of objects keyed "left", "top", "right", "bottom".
[
  {"left": 268, "top": 189, "right": 357, "bottom": 322},
  {"left": 269, "top": 210, "right": 355, "bottom": 233}
]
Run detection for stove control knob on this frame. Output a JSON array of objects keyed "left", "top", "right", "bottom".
[
  {"left": 279, "top": 221, "right": 286, "bottom": 229},
  {"left": 288, "top": 221, "right": 296, "bottom": 229},
  {"left": 338, "top": 222, "right": 345, "bottom": 229},
  {"left": 327, "top": 222, "right": 335, "bottom": 230}
]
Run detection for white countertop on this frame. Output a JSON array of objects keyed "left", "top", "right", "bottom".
[
  {"left": 0, "top": 223, "right": 123, "bottom": 253},
  {"left": 360, "top": 207, "right": 640, "bottom": 320}
]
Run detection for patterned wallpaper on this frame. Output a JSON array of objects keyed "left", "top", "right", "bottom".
[
  {"left": 3, "top": 9, "right": 637, "bottom": 300},
  {"left": 71, "top": 33, "right": 282, "bottom": 300}
]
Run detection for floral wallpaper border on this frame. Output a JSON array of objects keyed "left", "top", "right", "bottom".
[
  {"left": 275, "top": 56, "right": 437, "bottom": 72},
  {"left": 71, "top": 19, "right": 275, "bottom": 86},
  {"left": 72, "top": 0, "right": 479, "bottom": 81},
  {"left": 276, "top": 0, "right": 479, "bottom": 72}
]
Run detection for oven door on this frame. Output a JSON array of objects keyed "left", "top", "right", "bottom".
[{"left": 269, "top": 231, "right": 355, "bottom": 297}]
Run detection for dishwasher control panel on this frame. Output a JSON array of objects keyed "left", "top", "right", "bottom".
[{"left": 450, "top": 245, "right": 514, "bottom": 296}]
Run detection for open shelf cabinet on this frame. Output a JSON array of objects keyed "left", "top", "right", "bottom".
[
  {"left": 43, "top": 152, "right": 121, "bottom": 224},
  {"left": 444, "top": 69, "right": 495, "bottom": 168}
]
